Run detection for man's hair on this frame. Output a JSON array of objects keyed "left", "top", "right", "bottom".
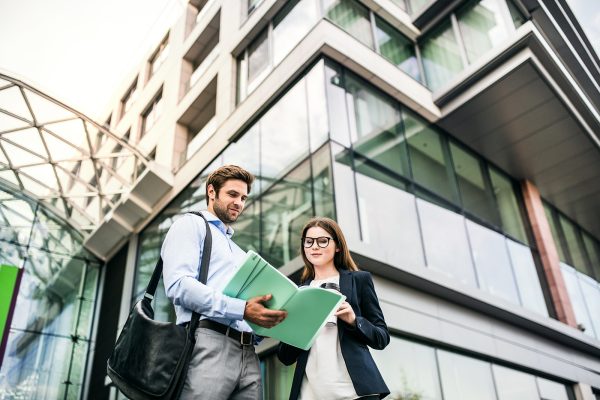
[{"left": 205, "top": 165, "right": 255, "bottom": 204}]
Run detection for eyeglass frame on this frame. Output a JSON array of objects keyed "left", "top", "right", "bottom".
[{"left": 302, "top": 236, "right": 335, "bottom": 248}]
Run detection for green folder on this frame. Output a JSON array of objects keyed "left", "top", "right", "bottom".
[{"left": 223, "top": 251, "right": 345, "bottom": 350}]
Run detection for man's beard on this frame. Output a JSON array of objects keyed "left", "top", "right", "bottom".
[{"left": 213, "top": 199, "right": 240, "bottom": 224}]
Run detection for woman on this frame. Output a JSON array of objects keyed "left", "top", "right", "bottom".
[{"left": 278, "top": 217, "right": 390, "bottom": 400}]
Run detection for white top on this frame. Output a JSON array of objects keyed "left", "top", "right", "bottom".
[{"left": 299, "top": 276, "right": 359, "bottom": 400}]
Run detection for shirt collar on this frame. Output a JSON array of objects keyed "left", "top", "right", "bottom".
[{"left": 200, "top": 210, "right": 235, "bottom": 238}]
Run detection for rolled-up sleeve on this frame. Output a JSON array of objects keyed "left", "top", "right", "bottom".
[{"left": 161, "top": 214, "right": 246, "bottom": 321}]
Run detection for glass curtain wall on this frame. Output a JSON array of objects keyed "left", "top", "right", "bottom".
[
  {"left": 0, "top": 184, "right": 101, "bottom": 400},
  {"left": 325, "top": 60, "right": 548, "bottom": 316},
  {"left": 133, "top": 60, "right": 335, "bottom": 322},
  {"left": 236, "top": 0, "right": 526, "bottom": 96},
  {"left": 420, "top": 0, "right": 525, "bottom": 90},
  {"left": 544, "top": 203, "right": 600, "bottom": 339},
  {"left": 237, "top": 0, "right": 421, "bottom": 102},
  {"left": 261, "top": 335, "right": 573, "bottom": 400}
]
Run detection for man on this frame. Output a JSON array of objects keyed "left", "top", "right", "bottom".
[{"left": 161, "top": 165, "right": 287, "bottom": 399}]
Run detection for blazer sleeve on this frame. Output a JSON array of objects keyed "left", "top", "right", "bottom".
[
  {"left": 347, "top": 272, "right": 390, "bottom": 350},
  {"left": 277, "top": 342, "right": 305, "bottom": 366}
]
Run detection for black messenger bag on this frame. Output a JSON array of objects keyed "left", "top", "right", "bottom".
[{"left": 107, "top": 212, "right": 211, "bottom": 400}]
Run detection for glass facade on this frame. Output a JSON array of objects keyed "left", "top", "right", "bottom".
[
  {"left": 133, "top": 60, "right": 335, "bottom": 321},
  {"left": 134, "top": 57, "right": 549, "bottom": 331},
  {"left": 0, "top": 183, "right": 101, "bottom": 400},
  {"left": 327, "top": 61, "right": 547, "bottom": 316},
  {"left": 261, "top": 335, "right": 573, "bottom": 400},
  {"left": 544, "top": 203, "right": 600, "bottom": 340}
]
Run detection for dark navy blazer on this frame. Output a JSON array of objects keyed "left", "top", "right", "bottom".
[{"left": 277, "top": 269, "right": 390, "bottom": 400}]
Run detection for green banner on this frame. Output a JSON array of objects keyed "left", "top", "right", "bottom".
[{"left": 0, "top": 264, "right": 22, "bottom": 366}]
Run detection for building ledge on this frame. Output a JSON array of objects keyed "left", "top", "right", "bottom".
[{"left": 83, "top": 161, "right": 173, "bottom": 260}]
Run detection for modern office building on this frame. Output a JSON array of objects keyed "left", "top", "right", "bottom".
[{"left": 1, "top": 0, "right": 599, "bottom": 399}]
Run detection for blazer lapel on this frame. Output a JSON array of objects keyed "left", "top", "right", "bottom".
[{"left": 339, "top": 269, "right": 353, "bottom": 299}]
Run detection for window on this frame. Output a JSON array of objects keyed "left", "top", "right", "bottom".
[
  {"left": 420, "top": 20, "right": 465, "bottom": 91},
  {"left": 148, "top": 34, "right": 170, "bottom": 79},
  {"left": 141, "top": 90, "right": 163, "bottom": 137},
  {"left": 456, "top": 0, "right": 510, "bottom": 63},
  {"left": 323, "top": 0, "right": 374, "bottom": 49},
  {"left": 374, "top": 16, "right": 421, "bottom": 81},
  {"left": 120, "top": 78, "right": 138, "bottom": 118},
  {"left": 272, "top": 0, "right": 320, "bottom": 65},
  {"left": 247, "top": 29, "right": 269, "bottom": 86}
]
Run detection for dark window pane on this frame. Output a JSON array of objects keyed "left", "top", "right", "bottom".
[
  {"left": 489, "top": 168, "right": 527, "bottom": 244},
  {"left": 559, "top": 214, "right": 589, "bottom": 275},
  {"left": 404, "top": 111, "right": 458, "bottom": 203},
  {"left": 451, "top": 143, "right": 499, "bottom": 226},
  {"left": 345, "top": 74, "right": 410, "bottom": 179},
  {"left": 248, "top": 29, "right": 269, "bottom": 84},
  {"left": 543, "top": 204, "right": 567, "bottom": 261},
  {"left": 582, "top": 232, "right": 600, "bottom": 279}
]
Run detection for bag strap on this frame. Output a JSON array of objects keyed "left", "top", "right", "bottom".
[{"left": 144, "top": 211, "right": 213, "bottom": 334}]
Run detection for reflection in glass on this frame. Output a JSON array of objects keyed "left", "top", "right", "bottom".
[
  {"left": 544, "top": 204, "right": 566, "bottom": 261},
  {"left": 311, "top": 144, "right": 335, "bottom": 219},
  {"left": 323, "top": 0, "right": 374, "bottom": 49},
  {"left": 467, "top": 221, "right": 519, "bottom": 304},
  {"left": 421, "top": 20, "right": 464, "bottom": 90},
  {"left": 405, "top": 111, "right": 458, "bottom": 203},
  {"left": 305, "top": 61, "right": 329, "bottom": 152},
  {"left": 558, "top": 215, "right": 589, "bottom": 275},
  {"left": 261, "top": 354, "right": 295, "bottom": 400},
  {"left": 417, "top": 198, "right": 477, "bottom": 287},
  {"left": 489, "top": 168, "right": 528, "bottom": 244},
  {"left": 346, "top": 75, "right": 410, "bottom": 179},
  {"left": 261, "top": 80, "right": 310, "bottom": 187},
  {"left": 507, "top": 0, "right": 526, "bottom": 28},
  {"left": 272, "top": 0, "right": 319, "bottom": 65},
  {"left": 507, "top": 239, "right": 548, "bottom": 316},
  {"left": 582, "top": 232, "right": 600, "bottom": 280},
  {"left": 324, "top": 62, "right": 351, "bottom": 146},
  {"left": 261, "top": 160, "right": 313, "bottom": 267},
  {"left": 248, "top": 29, "right": 269, "bottom": 84},
  {"left": 493, "top": 364, "right": 538, "bottom": 400},
  {"left": 438, "top": 350, "right": 496, "bottom": 400},
  {"left": 374, "top": 16, "right": 421, "bottom": 81},
  {"left": 451, "top": 143, "right": 499, "bottom": 226},
  {"left": 372, "top": 335, "right": 442, "bottom": 400},
  {"left": 457, "top": 0, "right": 509, "bottom": 63}
]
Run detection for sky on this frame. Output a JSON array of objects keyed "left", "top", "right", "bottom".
[
  {"left": 565, "top": 0, "right": 600, "bottom": 57},
  {"left": 0, "top": 0, "right": 183, "bottom": 120},
  {"left": 0, "top": 0, "right": 598, "bottom": 123}
]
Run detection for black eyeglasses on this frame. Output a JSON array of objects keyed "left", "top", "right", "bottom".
[{"left": 302, "top": 236, "right": 334, "bottom": 248}]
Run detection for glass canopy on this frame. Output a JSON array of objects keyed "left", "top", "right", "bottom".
[{"left": 0, "top": 73, "right": 150, "bottom": 232}]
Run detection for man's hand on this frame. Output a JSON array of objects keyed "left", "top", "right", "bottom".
[{"left": 244, "top": 294, "right": 287, "bottom": 328}]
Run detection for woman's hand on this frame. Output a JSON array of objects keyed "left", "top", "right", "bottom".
[{"left": 335, "top": 301, "right": 356, "bottom": 327}]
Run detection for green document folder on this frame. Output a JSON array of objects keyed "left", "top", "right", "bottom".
[{"left": 223, "top": 251, "right": 345, "bottom": 350}]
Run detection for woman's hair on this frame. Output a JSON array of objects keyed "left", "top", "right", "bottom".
[{"left": 300, "top": 217, "right": 359, "bottom": 282}]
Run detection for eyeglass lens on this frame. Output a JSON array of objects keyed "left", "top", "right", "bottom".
[{"left": 303, "top": 237, "right": 331, "bottom": 248}]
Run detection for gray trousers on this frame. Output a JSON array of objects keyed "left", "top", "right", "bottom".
[{"left": 179, "top": 328, "right": 262, "bottom": 400}]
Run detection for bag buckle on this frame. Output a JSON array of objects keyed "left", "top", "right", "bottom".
[{"left": 240, "top": 331, "right": 253, "bottom": 346}]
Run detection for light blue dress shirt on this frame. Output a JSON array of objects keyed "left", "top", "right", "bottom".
[{"left": 161, "top": 210, "right": 251, "bottom": 332}]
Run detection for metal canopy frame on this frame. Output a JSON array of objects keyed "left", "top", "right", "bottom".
[{"left": 0, "top": 73, "right": 150, "bottom": 232}]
